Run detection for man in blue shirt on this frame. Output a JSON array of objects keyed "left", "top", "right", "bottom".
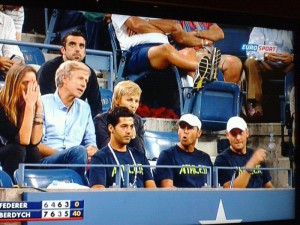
[
  {"left": 89, "top": 107, "right": 155, "bottom": 188},
  {"left": 244, "top": 28, "right": 294, "bottom": 120},
  {"left": 38, "top": 61, "right": 98, "bottom": 178},
  {"left": 155, "top": 114, "right": 213, "bottom": 188},
  {"left": 214, "top": 116, "right": 273, "bottom": 188}
]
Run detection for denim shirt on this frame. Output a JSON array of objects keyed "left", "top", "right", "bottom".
[{"left": 41, "top": 91, "right": 96, "bottom": 151}]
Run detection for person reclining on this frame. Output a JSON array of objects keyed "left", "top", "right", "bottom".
[
  {"left": 111, "top": 14, "right": 212, "bottom": 88},
  {"left": 171, "top": 20, "right": 242, "bottom": 83}
]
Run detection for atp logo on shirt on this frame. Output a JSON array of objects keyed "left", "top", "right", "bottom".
[
  {"left": 238, "top": 165, "right": 263, "bottom": 176},
  {"left": 179, "top": 164, "right": 208, "bottom": 175},
  {"left": 111, "top": 164, "right": 144, "bottom": 177}
]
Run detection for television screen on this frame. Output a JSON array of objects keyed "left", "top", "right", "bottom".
[{"left": 1, "top": 1, "right": 299, "bottom": 224}]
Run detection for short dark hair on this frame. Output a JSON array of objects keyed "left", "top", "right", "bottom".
[
  {"left": 107, "top": 107, "right": 134, "bottom": 127},
  {"left": 61, "top": 30, "right": 87, "bottom": 47}
]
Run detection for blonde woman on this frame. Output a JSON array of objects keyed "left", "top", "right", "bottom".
[
  {"left": 0, "top": 63, "right": 42, "bottom": 178},
  {"left": 94, "top": 80, "right": 145, "bottom": 154}
]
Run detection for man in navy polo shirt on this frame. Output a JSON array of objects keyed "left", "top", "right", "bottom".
[
  {"left": 155, "top": 114, "right": 212, "bottom": 188},
  {"left": 214, "top": 116, "right": 273, "bottom": 188}
]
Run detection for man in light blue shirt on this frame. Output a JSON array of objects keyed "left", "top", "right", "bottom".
[
  {"left": 38, "top": 61, "right": 98, "bottom": 179},
  {"left": 244, "top": 28, "right": 294, "bottom": 120}
]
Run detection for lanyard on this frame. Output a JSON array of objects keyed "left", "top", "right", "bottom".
[{"left": 108, "top": 143, "right": 138, "bottom": 187}]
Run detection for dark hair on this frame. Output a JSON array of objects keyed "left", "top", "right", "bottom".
[
  {"left": 107, "top": 107, "right": 134, "bottom": 127},
  {"left": 61, "top": 30, "right": 87, "bottom": 47}
]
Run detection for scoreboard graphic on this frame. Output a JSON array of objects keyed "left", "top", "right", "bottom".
[{"left": 0, "top": 200, "right": 84, "bottom": 222}]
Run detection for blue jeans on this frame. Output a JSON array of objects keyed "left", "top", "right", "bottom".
[{"left": 40, "top": 145, "right": 88, "bottom": 179}]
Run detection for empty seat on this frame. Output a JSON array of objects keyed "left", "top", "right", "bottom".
[
  {"left": 0, "top": 167, "right": 13, "bottom": 188},
  {"left": 144, "top": 130, "right": 179, "bottom": 161},
  {"left": 100, "top": 88, "right": 113, "bottom": 112},
  {"left": 183, "top": 81, "right": 241, "bottom": 131},
  {"left": 14, "top": 168, "right": 85, "bottom": 188},
  {"left": 19, "top": 45, "right": 46, "bottom": 66}
]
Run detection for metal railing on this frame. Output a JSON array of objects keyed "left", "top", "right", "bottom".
[
  {"left": 0, "top": 39, "right": 115, "bottom": 90},
  {"left": 15, "top": 163, "right": 293, "bottom": 189},
  {"left": 16, "top": 163, "right": 212, "bottom": 188},
  {"left": 214, "top": 166, "right": 293, "bottom": 188}
]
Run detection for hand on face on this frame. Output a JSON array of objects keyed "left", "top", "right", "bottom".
[
  {"left": 35, "top": 88, "right": 43, "bottom": 111},
  {"left": 22, "top": 80, "right": 40, "bottom": 107}
]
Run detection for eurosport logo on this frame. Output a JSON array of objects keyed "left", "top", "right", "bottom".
[{"left": 241, "top": 44, "right": 277, "bottom": 52}]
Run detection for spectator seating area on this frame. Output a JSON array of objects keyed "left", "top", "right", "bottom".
[
  {"left": 0, "top": 39, "right": 114, "bottom": 96},
  {"left": 0, "top": 19, "right": 295, "bottom": 189},
  {"left": 108, "top": 23, "right": 243, "bottom": 131}
]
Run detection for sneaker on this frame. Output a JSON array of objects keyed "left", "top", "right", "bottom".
[
  {"left": 193, "top": 56, "right": 211, "bottom": 89},
  {"left": 209, "top": 47, "right": 222, "bottom": 80}
]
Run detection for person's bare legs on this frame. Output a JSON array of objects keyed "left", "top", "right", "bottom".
[
  {"left": 147, "top": 43, "right": 198, "bottom": 77},
  {"left": 220, "top": 55, "right": 242, "bottom": 83}
]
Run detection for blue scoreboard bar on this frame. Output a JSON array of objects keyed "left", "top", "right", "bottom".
[{"left": 0, "top": 200, "right": 84, "bottom": 222}]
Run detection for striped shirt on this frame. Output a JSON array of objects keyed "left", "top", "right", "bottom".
[{"left": 2, "top": 6, "right": 24, "bottom": 32}]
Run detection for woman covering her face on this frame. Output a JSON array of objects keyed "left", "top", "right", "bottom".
[{"left": 0, "top": 63, "right": 43, "bottom": 179}]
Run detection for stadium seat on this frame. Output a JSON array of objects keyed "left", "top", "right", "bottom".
[
  {"left": 19, "top": 45, "right": 46, "bottom": 66},
  {"left": 0, "top": 167, "right": 13, "bottom": 188},
  {"left": 100, "top": 88, "right": 113, "bottom": 112},
  {"left": 14, "top": 168, "right": 85, "bottom": 188},
  {"left": 144, "top": 130, "right": 179, "bottom": 161},
  {"left": 280, "top": 72, "right": 294, "bottom": 157},
  {"left": 44, "top": 9, "right": 85, "bottom": 47},
  {"left": 183, "top": 81, "right": 242, "bottom": 131}
]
